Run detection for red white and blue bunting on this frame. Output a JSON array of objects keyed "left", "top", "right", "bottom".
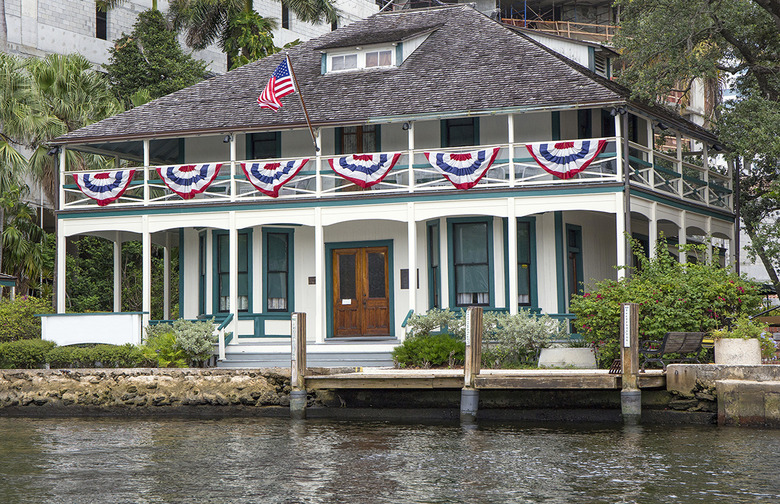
[
  {"left": 526, "top": 140, "right": 606, "bottom": 179},
  {"left": 328, "top": 153, "right": 402, "bottom": 188},
  {"left": 424, "top": 148, "right": 500, "bottom": 190},
  {"left": 156, "top": 163, "right": 222, "bottom": 199},
  {"left": 240, "top": 159, "right": 309, "bottom": 198},
  {"left": 72, "top": 170, "right": 136, "bottom": 206}
]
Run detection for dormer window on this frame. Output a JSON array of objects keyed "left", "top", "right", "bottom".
[
  {"left": 332, "top": 54, "right": 358, "bottom": 71},
  {"left": 366, "top": 50, "right": 392, "bottom": 68},
  {"left": 326, "top": 46, "right": 397, "bottom": 73}
]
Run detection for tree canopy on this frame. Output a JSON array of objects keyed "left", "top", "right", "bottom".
[
  {"left": 613, "top": 0, "right": 780, "bottom": 293},
  {"left": 104, "top": 9, "right": 208, "bottom": 107}
]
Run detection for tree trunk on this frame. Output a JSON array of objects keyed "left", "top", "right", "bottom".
[{"left": 744, "top": 219, "right": 780, "bottom": 296}]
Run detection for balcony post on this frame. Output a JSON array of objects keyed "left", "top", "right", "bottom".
[
  {"left": 229, "top": 133, "right": 237, "bottom": 202},
  {"left": 675, "top": 132, "right": 683, "bottom": 198},
  {"left": 646, "top": 120, "right": 655, "bottom": 189},
  {"left": 679, "top": 210, "right": 687, "bottom": 264},
  {"left": 507, "top": 114, "right": 515, "bottom": 186},
  {"left": 315, "top": 129, "right": 322, "bottom": 198},
  {"left": 614, "top": 114, "right": 623, "bottom": 181},
  {"left": 143, "top": 139, "right": 150, "bottom": 206},
  {"left": 58, "top": 148, "right": 66, "bottom": 211},
  {"left": 407, "top": 121, "right": 415, "bottom": 192}
]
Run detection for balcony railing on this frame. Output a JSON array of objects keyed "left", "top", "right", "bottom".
[
  {"left": 59, "top": 136, "right": 731, "bottom": 212},
  {"left": 501, "top": 18, "right": 618, "bottom": 43}
]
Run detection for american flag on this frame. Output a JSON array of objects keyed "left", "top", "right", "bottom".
[{"left": 257, "top": 57, "right": 296, "bottom": 111}]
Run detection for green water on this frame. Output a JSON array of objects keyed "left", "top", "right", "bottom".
[{"left": 0, "top": 417, "right": 778, "bottom": 503}]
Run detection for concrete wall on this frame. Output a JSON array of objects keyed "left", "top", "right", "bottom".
[{"left": 3, "top": 0, "right": 378, "bottom": 74}]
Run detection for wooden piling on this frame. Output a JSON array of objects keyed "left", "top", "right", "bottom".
[
  {"left": 461, "top": 307, "right": 483, "bottom": 422},
  {"left": 620, "top": 303, "right": 641, "bottom": 424},
  {"left": 290, "top": 312, "right": 307, "bottom": 419}
]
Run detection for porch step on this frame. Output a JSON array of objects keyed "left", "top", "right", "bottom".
[{"left": 216, "top": 341, "right": 398, "bottom": 369}]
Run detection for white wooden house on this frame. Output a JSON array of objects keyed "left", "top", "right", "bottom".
[{"left": 50, "top": 5, "right": 735, "bottom": 367}]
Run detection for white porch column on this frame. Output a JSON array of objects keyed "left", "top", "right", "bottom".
[
  {"left": 114, "top": 231, "right": 122, "bottom": 312},
  {"left": 142, "top": 216, "right": 151, "bottom": 328},
  {"left": 646, "top": 119, "right": 655, "bottom": 189},
  {"left": 614, "top": 113, "right": 623, "bottom": 181},
  {"left": 679, "top": 210, "right": 687, "bottom": 264},
  {"left": 163, "top": 232, "right": 171, "bottom": 320},
  {"left": 648, "top": 202, "right": 658, "bottom": 258},
  {"left": 439, "top": 217, "right": 449, "bottom": 309},
  {"left": 507, "top": 199, "right": 518, "bottom": 314},
  {"left": 56, "top": 221, "right": 66, "bottom": 313},
  {"left": 407, "top": 203, "right": 417, "bottom": 337},
  {"left": 229, "top": 212, "right": 238, "bottom": 336},
  {"left": 616, "top": 192, "right": 627, "bottom": 279},
  {"left": 315, "top": 208, "right": 325, "bottom": 343},
  {"left": 407, "top": 121, "right": 415, "bottom": 192},
  {"left": 706, "top": 216, "right": 713, "bottom": 264},
  {"left": 143, "top": 139, "right": 150, "bottom": 206}
]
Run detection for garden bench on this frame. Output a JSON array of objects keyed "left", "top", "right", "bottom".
[{"left": 639, "top": 332, "right": 706, "bottom": 372}]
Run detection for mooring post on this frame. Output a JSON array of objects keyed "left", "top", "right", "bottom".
[
  {"left": 290, "top": 312, "right": 307, "bottom": 420},
  {"left": 461, "top": 306, "right": 483, "bottom": 422},
  {"left": 620, "top": 303, "right": 641, "bottom": 424}
]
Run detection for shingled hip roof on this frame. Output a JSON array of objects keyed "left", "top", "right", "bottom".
[{"left": 54, "top": 5, "right": 708, "bottom": 145}]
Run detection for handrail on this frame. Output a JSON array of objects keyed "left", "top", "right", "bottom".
[
  {"left": 216, "top": 313, "right": 234, "bottom": 361},
  {"left": 401, "top": 309, "right": 414, "bottom": 328}
]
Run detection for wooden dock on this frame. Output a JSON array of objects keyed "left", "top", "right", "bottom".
[{"left": 305, "top": 368, "right": 666, "bottom": 391}]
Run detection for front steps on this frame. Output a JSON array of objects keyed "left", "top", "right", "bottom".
[{"left": 217, "top": 339, "right": 398, "bottom": 368}]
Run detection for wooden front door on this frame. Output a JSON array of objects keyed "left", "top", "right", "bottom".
[{"left": 333, "top": 246, "right": 390, "bottom": 337}]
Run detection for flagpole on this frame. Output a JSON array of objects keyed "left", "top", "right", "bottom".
[{"left": 286, "top": 55, "right": 320, "bottom": 152}]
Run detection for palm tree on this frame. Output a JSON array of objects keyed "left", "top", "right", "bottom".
[
  {"left": 168, "top": 0, "right": 337, "bottom": 67},
  {"left": 0, "top": 53, "right": 121, "bottom": 298},
  {"left": 24, "top": 54, "right": 123, "bottom": 206}
]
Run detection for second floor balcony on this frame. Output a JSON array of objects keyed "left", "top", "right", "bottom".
[{"left": 57, "top": 110, "right": 733, "bottom": 214}]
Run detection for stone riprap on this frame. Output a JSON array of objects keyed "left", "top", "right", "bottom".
[{"left": 0, "top": 369, "right": 293, "bottom": 416}]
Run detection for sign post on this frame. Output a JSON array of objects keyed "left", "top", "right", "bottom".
[
  {"left": 620, "top": 303, "right": 640, "bottom": 424},
  {"left": 290, "top": 312, "right": 307, "bottom": 420},
  {"left": 461, "top": 307, "right": 483, "bottom": 422}
]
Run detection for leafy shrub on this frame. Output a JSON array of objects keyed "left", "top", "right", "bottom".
[
  {"left": 392, "top": 334, "right": 465, "bottom": 368},
  {"left": 145, "top": 321, "right": 174, "bottom": 340},
  {"left": 172, "top": 318, "right": 216, "bottom": 364},
  {"left": 0, "top": 339, "right": 56, "bottom": 369},
  {"left": 405, "top": 308, "right": 463, "bottom": 338},
  {"left": 140, "top": 330, "right": 187, "bottom": 368},
  {"left": 0, "top": 296, "right": 52, "bottom": 342},
  {"left": 482, "top": 310, "right": 563, "bottom": 368},
  {"left": 571, "top": 239, "right": 763, "bottom": 367}
]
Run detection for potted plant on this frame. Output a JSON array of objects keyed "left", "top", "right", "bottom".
[{"left": 711, "top": 316, "right": 768, "bottom": 366}]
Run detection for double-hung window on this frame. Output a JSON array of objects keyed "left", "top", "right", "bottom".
[
  {"left": 264, "top": 229, "right": 294, "bottom": 312},
  {"left": 216, "top": 231, "right": 250, "bottom": 312},
  {"left": 452, "top": 222, "right": 490, "bottom": 306}
]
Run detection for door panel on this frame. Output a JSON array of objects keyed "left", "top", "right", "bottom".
[
  {"left": 333, "top": 249, "right": 360, "bottom": 336},
  {"left": 332, "top": 246, "right": 390, "bottom": 337},
  {"left": 364, "top": 248, "right": 390, "bottom": 335}
]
